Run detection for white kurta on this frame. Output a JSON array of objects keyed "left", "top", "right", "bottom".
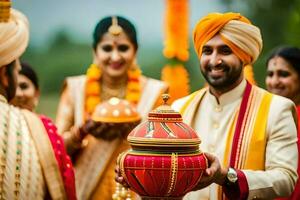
[{"left": 172, "top": 79, "right": 298, "bottom": 200}]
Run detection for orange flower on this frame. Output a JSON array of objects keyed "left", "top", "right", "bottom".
[
  {"left": 86, "top": 63, "right": 101, "bottom": 80},
  {"left": 162, "top": 0, "right": 190, "bottom": 102},
  {"left": 163, "top": 0, "right": 189, "bottom": 62},
  {"left": 125, "top": 68, "right": 141, "bottom": 104},
  {"left": 161, "top": 64, "right": 190, "bottom": 103},
  {"left": 127, "top": 67, "right": 141, "bottom": 79},
  {"left": 86, "top": 96, "right": 101, "bottom": 114},
  {"left": 85, "top": 82, "right": 100, "bottom": 96}
]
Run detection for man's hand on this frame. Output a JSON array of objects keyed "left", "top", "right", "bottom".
[{"left": 193, "top": 152, "right": 228, "bottom": 191}]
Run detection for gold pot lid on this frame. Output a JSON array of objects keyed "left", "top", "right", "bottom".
[{"left": 127, "top": 94, "right": 201, "bottom": 148}]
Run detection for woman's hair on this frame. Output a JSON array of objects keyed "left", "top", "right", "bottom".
[
  {"left": 266, "top": 46, "right": 300, "bottom": 76},
  {"left": 92, "top": 16, "right": 138, "bottom": 50},
  {"left": 20, "top": 62, "right": 39, "bottom": 90}
]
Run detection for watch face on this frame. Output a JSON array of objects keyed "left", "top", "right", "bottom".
[
  {"left": 228, "top": 173, "right": 237, "bottom": 181},
  {"left": 227, "top": 168, "right": 238, "bottom": 183}
]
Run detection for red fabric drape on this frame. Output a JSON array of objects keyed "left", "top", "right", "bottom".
[{"left": 40, "top": 115, "right": 77, "bottom": 200}]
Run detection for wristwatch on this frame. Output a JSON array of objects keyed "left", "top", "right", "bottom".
[{"left": 225, "top": 167, "right": 238, "bottom": 185}]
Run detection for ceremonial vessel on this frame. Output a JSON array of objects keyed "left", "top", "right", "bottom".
[{"left": 117, "top": 94, "right": 207, "bottom": 200}]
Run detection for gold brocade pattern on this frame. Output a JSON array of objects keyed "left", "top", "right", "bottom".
[{"left": 0, "top": 102, "right": 45, "bottom": 199}]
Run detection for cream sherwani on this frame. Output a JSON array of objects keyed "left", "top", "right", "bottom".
[
  {"left": 0, "top": 95, "right": 67, "bottom": 200},
  {"left": 172, "top": 79, "right": 298, "bottom": 200}
]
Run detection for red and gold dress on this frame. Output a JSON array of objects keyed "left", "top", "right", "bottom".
[{"left": 56, "top": 74, "right": 168, "bottom": 200}]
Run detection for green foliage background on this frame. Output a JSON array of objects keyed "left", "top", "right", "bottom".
[{"left": 222, "top": 0, "right": 300, "bottom": 84}]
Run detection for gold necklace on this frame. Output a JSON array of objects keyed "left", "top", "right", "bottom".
[{"left": 101, "top": 83, "right": 126, "bottom": 101}]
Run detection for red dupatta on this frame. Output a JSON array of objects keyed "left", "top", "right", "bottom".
[{"left": 40, "top": 115, "right": 77, "bottom": 200}]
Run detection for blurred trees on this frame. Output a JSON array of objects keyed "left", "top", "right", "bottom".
[
  {"left": 21, "top": 30, "right": 92, "bottom": 117},
  {"left": 22, "top": 30, "right": 91, "bottom": 94}
]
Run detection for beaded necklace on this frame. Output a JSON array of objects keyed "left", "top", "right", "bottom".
[{"left": 85, "top": 63, "right": 141, "bottom": 116}]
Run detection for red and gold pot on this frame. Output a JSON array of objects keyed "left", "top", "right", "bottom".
[{"left": 117, "top": 95, "right": 207, "bottom": 200}]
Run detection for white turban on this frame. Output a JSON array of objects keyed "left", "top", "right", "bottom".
[{"left": 0, "top": 8, "right": 29, "bottom": 67}]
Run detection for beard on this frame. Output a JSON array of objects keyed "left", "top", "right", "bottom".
[
  {"left": 201, "top": 62, "right": 243, "bottom": 91},
  {"left": 6, "top": 75, "right": 17, "bottom": 102},
  {"left": 5, "top": 63, "right": 18, "bottom": 102}
]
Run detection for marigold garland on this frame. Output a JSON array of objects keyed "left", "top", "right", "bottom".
[
  {"left": 161, "top": 0, "right": 190, "bottom": 103},
  {"left": 126, "top": 67, "right": 142, "bottom": 104},
  {"left": 163, "top": 0, "right": 189, "bottom": 61},
  {"left": 161, "top": 64, "right": 190, "bottom": 103},
  {"left": 85, "top": 63, "right": 141, "bottom": 116}
]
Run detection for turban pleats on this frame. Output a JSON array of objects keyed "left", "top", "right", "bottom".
[
  {"left": 220, "top": 20, "right": 262, "bottom": 64},
  {"left": 0, "top": 9, "right": 29, "bottom": 67},
  {"left": 193, "top": 12, "right": 262, "bottom": 65}
]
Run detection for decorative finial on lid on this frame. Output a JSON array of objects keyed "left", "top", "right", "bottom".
[
  {"left": 108, "top": 16, "right": 123, "bottom": 36},
  {"left": 0, "top": 0, "right": 11, "bottom": 22},
  {"left": 162, "top": 93, "right": 170, "bottom": 105}
]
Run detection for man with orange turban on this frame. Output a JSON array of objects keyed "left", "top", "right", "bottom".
[
  {"left": 0, "top": 1, "right": 76, "bottom": 199},
  {"left": 172, "top": 12, "right": 298, "bottom": 199}
]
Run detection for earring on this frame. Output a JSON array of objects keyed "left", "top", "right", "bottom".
[{"left": 129, "top": 58, "right": 138, "bottom": 70}]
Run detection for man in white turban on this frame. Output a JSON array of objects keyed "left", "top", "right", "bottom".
[
  {"left": 0, "top": 1, "right": 76, "bottom": 199},
  {"left": 171, "top": 12, "right": 298, "bottom": 199}
]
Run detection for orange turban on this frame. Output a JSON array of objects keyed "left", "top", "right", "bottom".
[
  {"left": 0, "top": 6, "right": 29, "bottom": 67},
  {"left": 193, "top": 12, "right": 262, "bottom": 65}
]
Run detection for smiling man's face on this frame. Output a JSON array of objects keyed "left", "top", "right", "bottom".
[{"left": 200, "top": 34, "right": 244, "bottom": 93}]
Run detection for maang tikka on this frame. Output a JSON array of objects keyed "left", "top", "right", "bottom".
[{"left": 108, "top": 16, "right": 123, "bottom": 35}]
